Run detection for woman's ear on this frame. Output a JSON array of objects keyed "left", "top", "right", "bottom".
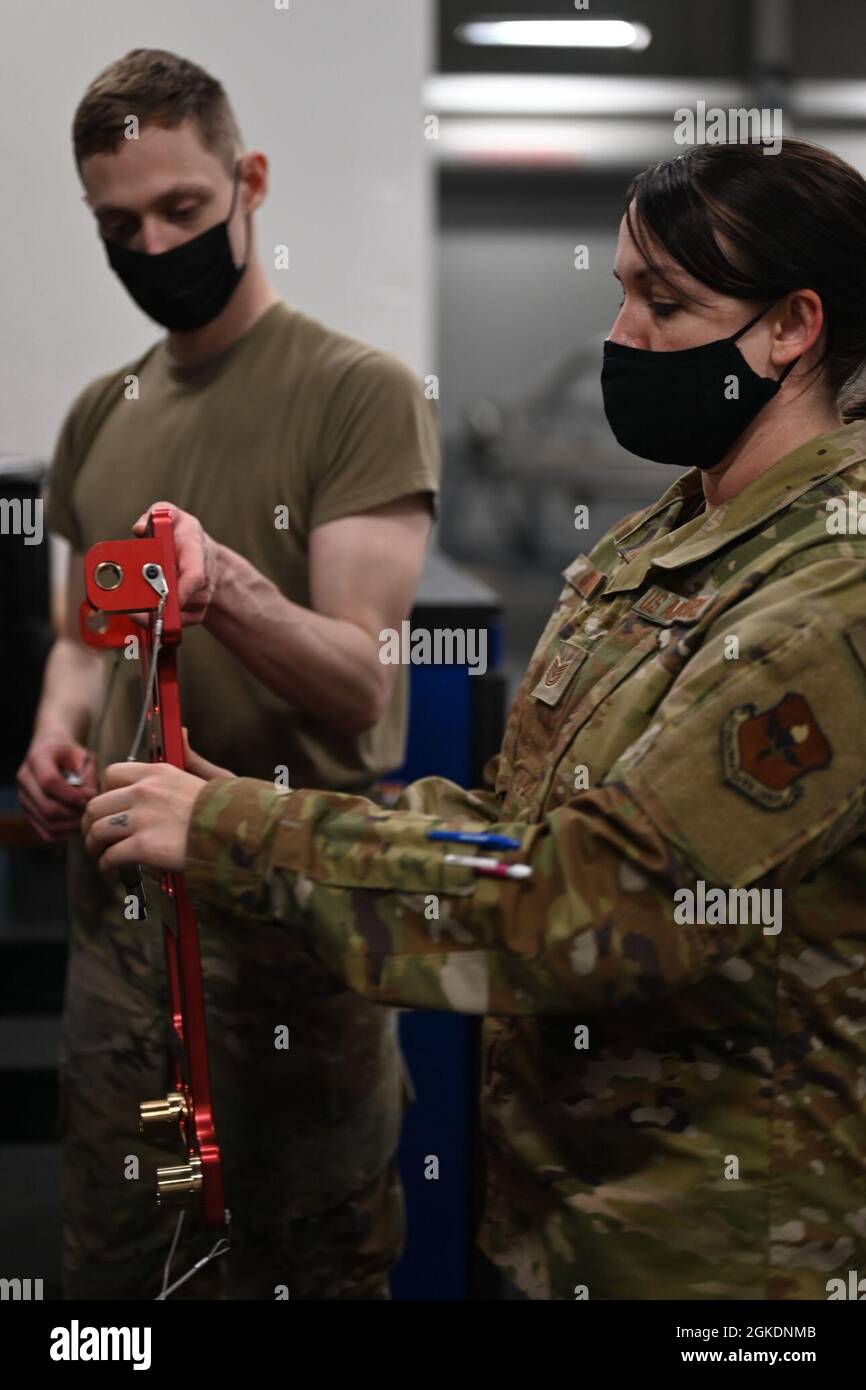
[{"left": 775, "top": 289, "right": 825, "bottom": 369}]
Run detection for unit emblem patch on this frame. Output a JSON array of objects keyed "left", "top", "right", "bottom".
[{"left": 720, "top": 692, "right": 831, "bottom": 810}]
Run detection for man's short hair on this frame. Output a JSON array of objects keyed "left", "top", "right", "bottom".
[{"left": 73, "top": 48, "right": 243, "bottom": 176}]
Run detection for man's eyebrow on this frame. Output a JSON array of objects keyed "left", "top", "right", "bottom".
[{"left": 92, "top": 182, "right": 212, "bottom": 215}]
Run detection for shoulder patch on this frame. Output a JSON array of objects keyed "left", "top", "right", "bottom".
[{"left": 720, "top": 692, "right": 832, "bottom": 810}]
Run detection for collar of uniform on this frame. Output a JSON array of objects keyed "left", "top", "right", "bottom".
[
  {"left": 603, "top": 419, "right": 866, "bottom": 596},
  {"left": 609, "top": 468, "right": 705, "bottom": 566}
]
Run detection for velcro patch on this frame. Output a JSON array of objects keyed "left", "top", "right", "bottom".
[
  {"left": 531, "top": 643, "right": 589, "bottom": 707},
  {"left": 632, "top": 586, "right": 715, "bottom": 626},
  {"left": 561, "top": 554, "right": 606, "bottom": 600},
  {"left": 721, "top": 692, "right": 832, "bottom": 810}
]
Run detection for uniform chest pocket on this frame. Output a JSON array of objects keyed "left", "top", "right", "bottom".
[
  {"left": 501, "top": 579, "right": 717, "bottom": 815},
  {"left": 509, "top": 624, "right": 660, "bottom": 813},
  {"left": 521, "top": 622, "right": 661, "bottom": 782},
  {"left": 529, "top": 624, "right": 659, "bottom": 716},
  {"left": 544, "top": 582, "right": 718, "bottom": 746}
]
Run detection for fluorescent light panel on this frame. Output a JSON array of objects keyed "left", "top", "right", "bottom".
[
  {"left": 433, "top": 117, "right": 681, "bottom": 168},
  {"left": 425, "top": 75, "right": 745, "bottom": 117},
  {"left": 456, "top": 19, "right": 652, "bottom": 51}
]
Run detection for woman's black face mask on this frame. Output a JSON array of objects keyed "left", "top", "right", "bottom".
[
  {"left": 102, "top": 163, "right": 249, "bottom": 332},
  {"left": 601, "top": 303, "right": 801, "bottom": 471}
]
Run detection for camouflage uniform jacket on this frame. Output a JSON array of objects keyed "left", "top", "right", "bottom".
[{"left": 186, "top": 422, "right": 866, "bottom": 1300}]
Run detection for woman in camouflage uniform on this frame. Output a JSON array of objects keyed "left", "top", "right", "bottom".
[{"left": 85, "top": 139, "right": 866, "bottom": 1301}]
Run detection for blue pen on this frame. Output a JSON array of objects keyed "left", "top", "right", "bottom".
[{"left": 427, "top": 830, "right": 521, "bottom": 850}]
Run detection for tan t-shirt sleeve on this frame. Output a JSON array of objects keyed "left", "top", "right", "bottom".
[
  {"left": 43, "top": 370, "right": 125, "bottom": 551},
  {"left": 43, "top": 396, "right": 87, "bottom": 551},
  {"left": 308, "top": 349, "right": 441, "bottom": 530}
]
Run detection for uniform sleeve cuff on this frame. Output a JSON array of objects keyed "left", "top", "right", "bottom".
[{"left": 184, "top": 777, "right": 309, "bottom": 921}]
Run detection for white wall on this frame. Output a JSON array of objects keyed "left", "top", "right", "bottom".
[{"left": 0, "top": 0, "right": 434, "bottom": 455}]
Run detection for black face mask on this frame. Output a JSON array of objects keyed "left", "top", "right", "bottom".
[
  {"left": 601, "top": 304, "right": 801, "bottom": 470},
  {"left": 102, "top": 163, "right": 249, "bottom": 332}
]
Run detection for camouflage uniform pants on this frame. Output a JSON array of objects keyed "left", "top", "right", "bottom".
[{"left": 59, "top": 837, "right": 408, "bottom": 1300}]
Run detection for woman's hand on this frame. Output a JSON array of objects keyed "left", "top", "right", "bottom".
[{"left": 83, "top": 762, "right": 206, "bottom": 874}]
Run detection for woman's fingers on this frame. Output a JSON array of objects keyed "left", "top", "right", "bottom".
[
  {"left": 81, "top": 784, "right": 136, "bottom": 835},
  {"left": 84, "top": 807, "right": 134, "bottom": 854}
]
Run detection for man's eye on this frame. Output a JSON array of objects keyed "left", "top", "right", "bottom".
[
  {"left": 172, "top": 206, "right": 199, "bottom": 221},
  {"left": 650, "top": 302, "right": 680, "bottom": 318},
  {"left": 104, "top": 222, "right": 136, "bottom": 242}
]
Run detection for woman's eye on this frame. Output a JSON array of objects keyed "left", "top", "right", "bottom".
[{"left": 615, "top": 294, "right": 680, "bottom": 318}]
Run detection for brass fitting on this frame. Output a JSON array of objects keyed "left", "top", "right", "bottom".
[
  {"left": 156, "top": 1155, "right": 203, "bottom": 1208},
  {"left": 139, "top": 1092, "right": 187, "bottom": 1132}
]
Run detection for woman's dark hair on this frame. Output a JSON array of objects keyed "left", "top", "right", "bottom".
[{"left": 624, "top": 138, "right": 866, "bottom": 419}]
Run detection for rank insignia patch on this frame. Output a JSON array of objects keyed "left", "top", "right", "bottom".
[
  {"left": 721, "top": 692, "right": 832, "bottom": 810},
  {"left": 531, "top": 643, "right": 588, "bottom": 707}
]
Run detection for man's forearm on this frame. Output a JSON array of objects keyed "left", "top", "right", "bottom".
[
  {"left": 34, "top": 637, "right": 104, "bottom": 742},
  {"left": 203, "top": 543, "right": 388, "bottom": 733}
]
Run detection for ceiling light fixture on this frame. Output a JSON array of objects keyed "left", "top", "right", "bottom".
[{"left": 455, "top": 19, "right": 652, "bottom": 51}]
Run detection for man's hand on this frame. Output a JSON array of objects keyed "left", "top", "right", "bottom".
[
  {"left": 132, "top": 501, "right": 223, "bottom": 625},
  {"left": 83, "top": 762, "right": 206, "bottom": 874},
  {"left": 17, "top": 736, "right": 99, "bottom": 842},
  {"left": 181, "top": 727, "right": 236, "bottom": 782}
]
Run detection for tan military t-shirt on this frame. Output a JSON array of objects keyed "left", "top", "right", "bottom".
[{"left": 45, "top": 300, "right": 440, "bottom": 787}]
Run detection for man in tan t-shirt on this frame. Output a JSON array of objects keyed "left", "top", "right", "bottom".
[{"left": 17, "top": 49, "right": 439, "bottom": 1299}]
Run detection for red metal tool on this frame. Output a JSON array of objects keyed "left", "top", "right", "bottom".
[{"left": 80, "top": 506, "right": 226, "bottom": 1230}]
